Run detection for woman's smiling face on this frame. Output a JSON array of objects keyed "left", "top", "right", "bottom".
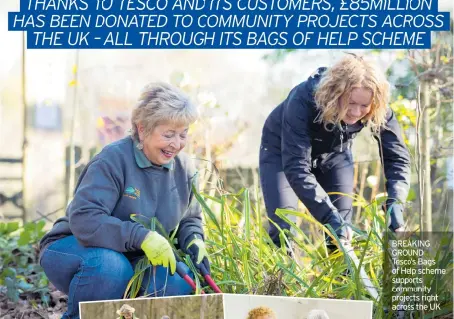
[
  {"left": 341, "top": 87, "right": 373, "bottom": 124},
  {"left": 138, "top": 122, "right": 188, "bottom": 166}
]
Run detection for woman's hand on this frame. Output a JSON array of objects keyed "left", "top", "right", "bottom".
[
  {"left": 140, "top": 231, "right": 176, "bottom": 274},
  {"left": 185, "top": 235, "right": 210, "bottom": 274}
]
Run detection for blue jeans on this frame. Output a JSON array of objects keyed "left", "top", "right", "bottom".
[{"left": 40, "top": 236, "right": 194, "bottom": 319}]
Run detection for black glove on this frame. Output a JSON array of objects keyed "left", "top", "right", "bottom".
[{"left": 184, "top": 234, "right": 210, "bottom": 275}]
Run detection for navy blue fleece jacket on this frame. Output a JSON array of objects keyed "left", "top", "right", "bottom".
[{"left": 261, "top": 68, "right": 411, "bottom": 235}]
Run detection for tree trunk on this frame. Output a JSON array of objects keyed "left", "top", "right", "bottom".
[
  {"left": 422, "top": 81, "right": 433, "bottom": 231},
  {"left": 67, "top": 51, "right": 80, "bottom": 206},
  {"left": 430, "top": 45, "right": 442, "bottom": 190},
  {"left": 21, "top": 31, "right": 28, "bottom": 222}
]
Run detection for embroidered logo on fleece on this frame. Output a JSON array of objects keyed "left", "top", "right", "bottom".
[{"left": 124, "top": 186, "right": 140, "bottom": 200}]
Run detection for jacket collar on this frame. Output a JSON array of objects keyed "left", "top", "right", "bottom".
[{"left": 133, "top": 139, "right": 174, "bottom": 170}]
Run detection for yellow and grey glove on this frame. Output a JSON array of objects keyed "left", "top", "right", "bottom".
[
  {"left": 185, "top": 234, "right": 210, "bottom": 274},
  {"left": 141, "top": 231, "right": 176, "bottom": 275}
]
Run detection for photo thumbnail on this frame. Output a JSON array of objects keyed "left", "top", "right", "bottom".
[
  {"left": 223, "top": 294, "right": 373, "bottom": 319},
  {"left": 79, "top": 294, "right": 223, "bottom": 319}
]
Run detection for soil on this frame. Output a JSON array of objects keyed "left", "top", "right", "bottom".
[{"left": 0, "top": 284, "right": 66, "bottom": 319}]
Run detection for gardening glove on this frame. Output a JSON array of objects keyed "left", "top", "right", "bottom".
[
  {"left": 141, "top": 231, "right": 176, "bottom": 275},
  {"left": 185, "top": 234, "right": 210, "bottom": 274}
]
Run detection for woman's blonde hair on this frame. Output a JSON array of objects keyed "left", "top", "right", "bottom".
[
  {"left": 246, "top": 306, "right": 276, "bottom": 319},
  {"left": 131, "top": 82, "right": 198, "bottom": 140},
  {"left": 314, "top": 54, "right": 390, "bottom": 133},
  {"left": 116, "top": 304, "right": 137, "bottom": 319}
]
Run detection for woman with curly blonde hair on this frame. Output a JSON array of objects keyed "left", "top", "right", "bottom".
[
  {"left": 259, "top": 54, "right": 410, "bottom": 248},
  {"left": 246, "top": 306, "right": 276, "bottom": 319},
  {"left": 116, "top": 304, "right": 139, "bottom": 319}
]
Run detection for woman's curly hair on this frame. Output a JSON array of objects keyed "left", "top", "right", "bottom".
[
  {"left": 314, "top": 54, "right": 390, "bottom": 133},
  {"left": 246, "top": 306, "right": 276, "bottom": 319}
]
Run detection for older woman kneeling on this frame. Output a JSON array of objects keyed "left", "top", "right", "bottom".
[{"left": 39, "top": 83, "right": 209, "bottom": 319}]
